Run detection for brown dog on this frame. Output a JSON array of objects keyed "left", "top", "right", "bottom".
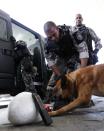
[{"left": 49, "top": 64, "right": 104, "bottom": 116}]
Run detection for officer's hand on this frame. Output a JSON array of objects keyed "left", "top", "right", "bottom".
[
  {"left": 93, "top": 49, "right": 99, "bottom": 54},
  {"left": 92, "top": 53, "right": 98, "bottom": 64}
]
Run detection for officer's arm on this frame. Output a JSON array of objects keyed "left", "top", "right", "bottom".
[
  {"left": 45, "top": 46, "right": 61, "bottom": 75},
  {"left": 51, "top": 65, "right": 61, "bottom": 76},
  {"left": 80, "top": 58, "right": 88, "bottom": 68},
  {"left": 88, "top": 28, "right": 102, "bottom": 52}
]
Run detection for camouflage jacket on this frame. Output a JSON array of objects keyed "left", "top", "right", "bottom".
[
  {"left": 72, "top": 24, "right": 102, "bottom": 52},
  {"left": 44, "top": 25, "right": 88, "bottom": 67}
]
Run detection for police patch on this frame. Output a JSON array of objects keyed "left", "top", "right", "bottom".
[{"left": 76, "top": 32, "right": 83, "bottom": 40}]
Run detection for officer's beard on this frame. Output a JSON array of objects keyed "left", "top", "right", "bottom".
[
  {"left": 76, "top": 21, "right": 83, "bottom": 27},
  {"left": 76, "top": 24, "right": 82, "bottom": 27}
]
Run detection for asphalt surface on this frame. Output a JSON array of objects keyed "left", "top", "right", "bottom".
[{"left": 0, "top": 95, "right": 104, "bottom": 131}]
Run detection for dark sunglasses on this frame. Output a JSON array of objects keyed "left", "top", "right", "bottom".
[{"left": 76, "top": 17, "right": 82, "bottom": 19}]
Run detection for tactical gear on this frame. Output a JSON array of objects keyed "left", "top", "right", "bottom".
[
  {"left": 73, "top": 30, "right": 84, "bottom": 44},
  {"left": 73, "top": 25, "right": 101, "bottom": 65},
  {"left": 88, "top": 52, "right": 98, "bottom": 65},
  {"left": 14, "top": 40, "right": 31, "bottom": 65},
  {"left": 58, "top": 24, "right": 71, "bottom": 34},
  {"left": 21, "top": 56, "right": 37, "bottom": 92},
  {"left": 93, "top": 49, "right": 99, "bottom": 54},
  {"left": 14, "top": 41, "right": 32, "bottom": 94},
  {"left": 45, "top": 25, "right": 80, "bottom": 92},
  {"left": 14, "top": 40, "right": 46, "bottom": 98},
  {"left": 45, "top": 25, "right": 79, "bottom": 61}
]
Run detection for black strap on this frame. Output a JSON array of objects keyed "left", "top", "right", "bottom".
[{"left": 0, "top": 48, "right": 14, "bottom": 57}]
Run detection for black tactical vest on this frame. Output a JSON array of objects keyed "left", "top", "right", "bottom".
[
  {"left": 46, "top": 26, "right": 79, "bottom": 60},
  {"left": 76, "top": 25, "right": 93, "bottom": 52},
  {"left": 74, "top": 25, "right": 98, "bottom": 65}
]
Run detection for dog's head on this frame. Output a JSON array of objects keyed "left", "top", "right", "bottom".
[{"left": 53, "top": 75, "right": 74, "bottom": 99}]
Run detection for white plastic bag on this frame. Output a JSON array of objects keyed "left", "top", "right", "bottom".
[{"left": 8, "top": 92, "right": 42, "bottom": 125}]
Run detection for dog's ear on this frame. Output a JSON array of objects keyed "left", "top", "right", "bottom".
[{"left": 61, "top": 75, "right": 67, "bottom": 89}]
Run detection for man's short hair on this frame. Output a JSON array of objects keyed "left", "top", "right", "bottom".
[
  {"left": 75, "top": 14, "right": 83, "bottom": 19},
  {"left": 44, "top": 21, "right": 57, "bottom": 33}
]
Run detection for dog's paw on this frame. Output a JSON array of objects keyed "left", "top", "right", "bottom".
[{"left": 48, "top": 111, "right": 57, "bottom": 116}]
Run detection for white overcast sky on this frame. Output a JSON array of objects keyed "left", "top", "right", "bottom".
[{"left": 0, "top": 0, "right": 104, "bottom": 63}]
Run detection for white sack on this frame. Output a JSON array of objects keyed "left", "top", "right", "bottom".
[{"left": 8, "top": 92, "right": 42, "bottom": 125}]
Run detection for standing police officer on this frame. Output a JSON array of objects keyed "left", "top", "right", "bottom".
[
  {"left": 72, "top": 14, "right": 102, "bottom": 65},
  {"left": 44, "top": 21, "right": 89, "bottom": 89}
]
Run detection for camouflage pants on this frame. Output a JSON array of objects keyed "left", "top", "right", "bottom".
[{"left": 20, "top": 57, "right": 37, "bottom": 92}]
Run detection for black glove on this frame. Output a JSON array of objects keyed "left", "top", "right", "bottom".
[
  {"left": 92, "top": 52, "right": 98, "bottom": 64},
  {"left": 93, "top": 49, "right": 99, "bottom": 54}
]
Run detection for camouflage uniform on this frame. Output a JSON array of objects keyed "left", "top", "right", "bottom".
[
  {"left": 72, "top": 24, "right": 102, "bottom": 64},
  {"left": 45, "top": 25, "right": 88, "bottom": 88},
  {"left": 21, "top": 57, "right": 37, "bottom": 92}
]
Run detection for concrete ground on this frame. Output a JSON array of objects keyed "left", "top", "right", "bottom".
[{"left": 0, "top": 95, "right": 104, "bottom": 131}]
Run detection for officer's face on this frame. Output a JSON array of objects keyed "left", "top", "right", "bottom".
[
  {"left": 46, "top": 27, "right": 59, "bottom": 42},
  {"left": 75, "top": 14, "right": 83, "bottom": 26}
]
